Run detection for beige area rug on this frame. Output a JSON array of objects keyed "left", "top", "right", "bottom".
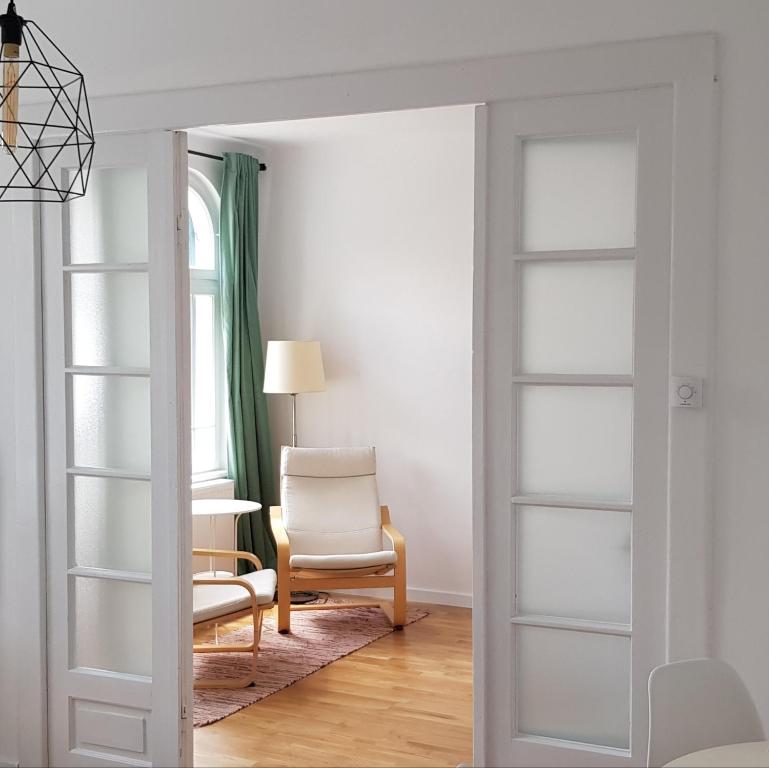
[{"left": 193, "top": 605, "right": 428, "bottom": 727}]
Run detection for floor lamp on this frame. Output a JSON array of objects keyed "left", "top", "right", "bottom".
[
  {"left": 263, "top": 340, "right": 326, "bottom": 446},
  {"left": 263, "top": 340, "right": 326, "bottom": 604}
]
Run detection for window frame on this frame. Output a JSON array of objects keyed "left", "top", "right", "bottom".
[{"left": 188, "top": 168, "right": 228, "bottom": 482}]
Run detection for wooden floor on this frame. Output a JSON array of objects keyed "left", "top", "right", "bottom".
[{"left": 194, "top": 600, "right": 472, "bottom": 768}]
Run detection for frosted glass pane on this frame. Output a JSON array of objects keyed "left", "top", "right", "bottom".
[
  {"left": 70, "top": 272, "right": 150, "bottom": 368},
  {"left": 73, "top": 576, "right": 151, "bottom": 676},
  {"left": 517, "top": 506, "right": 631, "bottom": 623},
  {"left": 67, "top": 167, "right": 148, "bottom": 264},
  {"left": 518, "top": 386, "right": 632, "bottom": 501},
  {"left": 519, "top": 260, "right": 634, "bottom": 374},
  {"left": 517, "top": 626, "right": 630, "bottom": 748},
  {"left": 73, "top": 476, "right": 151, "bottom": 573},
  {"left": 521, "top": 133, "right": 637, "bottom": 252},
  {"left": 72, "top": 375, "right": 151, "bottom": 473}
]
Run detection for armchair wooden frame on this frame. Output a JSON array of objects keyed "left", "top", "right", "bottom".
[
  {"left": 192, "top": 548, "right": 274, "bottom": 689},
  {"left": 271, "top": 504, "right": 406, "bottom": 634}
]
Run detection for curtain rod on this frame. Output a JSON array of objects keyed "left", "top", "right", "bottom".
[{"left": 188, "top": 149, "right": 267, "bottom": 171}]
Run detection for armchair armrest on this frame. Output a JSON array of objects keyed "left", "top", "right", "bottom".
[
  {"left": 271, "top": 507, "right": 290, "bottom": 622},
  {"left": 192, "top": 573, "right": 260, "bottom": 630},
  {"left": 270, "top": 505, "right": 291, "bottom": 568},
  {"left": 380, "top": 505, "right": 405, "bottom": 555},
  {"left": 192, "top": 574, "right": 258, "bottom": 598},
  {"left": 193, "top": 547, "right": 264, "bottom": 571},
  {"left": 270, "top": 506, "right": 290, "bottom": 549}
]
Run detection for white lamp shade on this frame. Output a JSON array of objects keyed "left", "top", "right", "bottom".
[{"left": 263, "top": 341, "right": 326, "bottom": 394}]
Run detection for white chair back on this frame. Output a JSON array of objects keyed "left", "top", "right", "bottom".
[
  {"left": 280, "top": 446, "right": 382, "bottom": 557},
  {"left": 647, "top": 658, "right": 764, "bottom": 767}
]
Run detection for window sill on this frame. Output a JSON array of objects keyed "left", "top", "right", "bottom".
[
  {"left": 191, "top": 476, "right": 235, "bottom": 500},
  {"left": 193, "top": 469, "right": 228, "bottom": 483}
]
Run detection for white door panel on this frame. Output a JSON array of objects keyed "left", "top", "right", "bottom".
[
  {"left": 43, "top": 131, "right": 192, "bottom": 766},
  {"left": 479, "top": 88, "right": 672, "bottom": 767}
]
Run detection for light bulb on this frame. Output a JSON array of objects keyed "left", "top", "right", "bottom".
[
  {"left": 0, "top": 0, "right": 23, "bottom": 154},
  {"left": 2, "top": 41, "right": 18, "bottom": 153}
]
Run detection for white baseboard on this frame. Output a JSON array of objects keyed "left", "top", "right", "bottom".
[
  {"left": 334, "top": 586, "right": 472, "bottom": 609},
  {"left": 406, "top": 587, "right": 472, "bottom": 608}
]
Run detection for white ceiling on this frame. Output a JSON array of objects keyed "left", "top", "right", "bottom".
[
  {"left": 14, "top": 1, "right": 760, "bottom": 100},
  {"left": 195, "top": 104, "right": 476, "bottom": 149}
]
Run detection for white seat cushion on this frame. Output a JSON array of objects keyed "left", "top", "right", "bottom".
[
  {"left": 281, "top": 446, "right": 384, "bottom": 557},
  {"left": 289, "top": 550, "right": 397, "bottom": 570},
  {"left": 193, "top": 569, "right": 276, "bottom": 624}
]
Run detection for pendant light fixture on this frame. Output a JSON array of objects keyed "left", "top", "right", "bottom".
[{"left": 0, "top": 0, "right": 93, "bottom": 202}]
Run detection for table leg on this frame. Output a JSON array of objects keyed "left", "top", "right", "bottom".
[
  {"left": 210, "top": 514, "right": 219, "bottom": 644},
  {"left": 234, "top": 512, "right": 243, "bottom": 575},
  {"left": 209, "top": 514, "right": 216, "bottom": 577}
]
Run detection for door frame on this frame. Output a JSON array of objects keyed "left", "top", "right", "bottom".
[{"left": 10, "top": 34, "right": 717, "bottom": 766}]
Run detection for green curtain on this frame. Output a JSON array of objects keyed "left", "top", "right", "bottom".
[{"left": 220, "top": 152, "right": 277, "bottom": 573}]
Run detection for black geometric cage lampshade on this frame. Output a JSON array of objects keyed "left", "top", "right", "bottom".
[{"left": 0, "top": 0, "right": 93, "bottom": 202}]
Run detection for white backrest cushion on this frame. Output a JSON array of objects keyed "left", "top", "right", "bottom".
[{"left": 280, "top": 446, "right": 382, "bottom": 556}]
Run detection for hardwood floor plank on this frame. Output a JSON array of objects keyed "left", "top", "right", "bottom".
[{"left": 194, "top": 601, "right": 472, "bottom": 767}]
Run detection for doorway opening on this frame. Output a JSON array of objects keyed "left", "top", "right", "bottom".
[{"left": 186, "top": 105, "right": 476, "bottom": 768}]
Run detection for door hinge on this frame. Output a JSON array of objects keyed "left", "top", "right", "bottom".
[
  {"left": 176, "top": 212, "right": 185, "bottom": 232},
  {"left": 181, "top": 701, "right": 188, "bottom": 719}
]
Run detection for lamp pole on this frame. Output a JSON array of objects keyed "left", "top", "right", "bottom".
[{"left": 291, "top": 393, "right": 297, "bottom": 447}]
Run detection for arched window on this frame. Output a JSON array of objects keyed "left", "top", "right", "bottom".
[
  {"left": 189, "top": 184, "right": 216, "bottom": 271},
  {"left": 188, "top": 170, "right": 226, "bottom": 478}
]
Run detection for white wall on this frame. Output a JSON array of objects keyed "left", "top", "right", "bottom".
[
  {"left": 0, "top": 208, "right": 20, "bottom": 765},
  {"left": 214, "top": 106, "right": 476, "bottom": 604},
  {"left": 705, "top": 8, "right": 769, "bottom": 732},
  {"left": 4, "top": 3, "right": 769, "bottom": 763}
]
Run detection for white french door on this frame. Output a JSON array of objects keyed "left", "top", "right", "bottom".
[
  {"left": 478, "top": 87, "right": 673, "bottom": 767},
  {"left": 42, "top": 131, "right": 192, "bottom": 766}
]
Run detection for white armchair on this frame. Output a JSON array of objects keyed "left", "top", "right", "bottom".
[
  {"left": 270, "top": 446, "right": 406, "bottom": 633},
  {"left": 192, "top": 549, "right": 276, "bottom": 689}
]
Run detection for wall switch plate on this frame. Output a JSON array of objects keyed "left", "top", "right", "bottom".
[{"left": 671, "top": 376, "right": 703, "bottom": 408}]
